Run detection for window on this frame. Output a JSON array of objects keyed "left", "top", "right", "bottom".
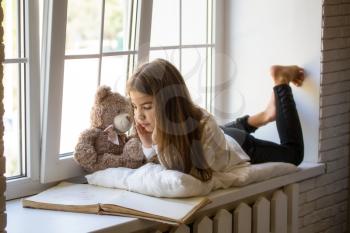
[
  {"left": 41, "top": 0, "right": 140, "bottom": 182},
  {"left": 149, "top": 0, "right": 214, "bottom": 109},
  {"left": 2, "top": 0, "right": 25, "bottom": 179},
  {"left": 41, "top": 0, "right": 217, "bottom": 183},
  {"left": 4, "top": 0, "right": 41, "bottom": 199}
]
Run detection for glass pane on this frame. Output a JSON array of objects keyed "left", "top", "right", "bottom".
[
  {"left": 151, "top": 0, "right": 179, "bottom": 47},
  {"left": 3, "top": 64, "right": 21, "bottom": 177},
  {"left": 181, "top": 48, "right": 207, "bottom": 108},
  {"left": 182, "top": 0, "right": 207, "bottom": 45},
  {"left": 149, "top": 49, "right": 180, "bottom": 70},
  {"left": 103, "top": 0, "right": 131, "bottom": 52},
  {"left": 2, "top": 0, "right": 19, "bottom": 59},
  {"left": 100, "top": 55, "right": 128, "bottom": 95},
  {"left": 60, "top": 59, "right": 99, "bottom": 154},
  {"left": 65, "top": 0, "right": 102, "bottom": 55}
]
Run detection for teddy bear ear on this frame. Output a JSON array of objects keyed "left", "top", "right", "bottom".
[{"left": 95, "top": 85, "right": 112, "bottom": 104}]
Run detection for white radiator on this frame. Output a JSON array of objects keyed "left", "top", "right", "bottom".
[{"left": 151, "top": 183, "right": 299, "bottom": 233}]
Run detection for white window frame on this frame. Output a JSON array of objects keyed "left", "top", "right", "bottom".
[
  {"left": 40, "top": 0, "right": 222, "bottom": 183},
  {"left": 40, "top": 0, "right": 140, "bottom": 183},
  {"left": 5, "top": 0, "right": 46, "bottom": 200},
  {"left": 40, "top": 0, "right": 78, "bottom": 183}
]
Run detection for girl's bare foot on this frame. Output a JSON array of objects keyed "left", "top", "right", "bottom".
[{"left": 270, "top": 65, "right": 305, "bottom": 86}]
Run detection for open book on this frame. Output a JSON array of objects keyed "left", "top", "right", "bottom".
[{"left": 22, "top": 182, "right": 211, "bottom": 225}]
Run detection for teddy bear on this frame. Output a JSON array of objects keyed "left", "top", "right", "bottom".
[{"left": 73, "top": 85, "right": 148, "bottom": 173}]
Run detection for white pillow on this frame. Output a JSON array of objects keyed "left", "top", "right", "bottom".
[
  {"left": 86, "top": 163, "right": 213, "bottom": 197},
  {"left": 210, "top": 162, "right": 299, "bottom": 190},
  {"left": 86, "top": 162, "right": 298, "bottom": 198}
]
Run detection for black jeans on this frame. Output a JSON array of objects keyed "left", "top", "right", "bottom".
[{"left": 220, "top": 84, "right": 304, "bottom": 166}]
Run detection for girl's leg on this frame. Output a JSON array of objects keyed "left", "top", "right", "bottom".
[
  {"left": 220, "top": 91, "right": 277, "bottom": 144},
  {"left": 247, "top": 92, "right": 276, "bottom": 128},
  {"left": 242, "top": 65, "right": 305, "bottom": 165},
  {"left": 223, "top": 90, "right": 277, "bottom": 133}
]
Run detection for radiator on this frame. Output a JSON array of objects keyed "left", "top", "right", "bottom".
[{"left": 151, "top": 183, "right": 299, "bottom": 233}]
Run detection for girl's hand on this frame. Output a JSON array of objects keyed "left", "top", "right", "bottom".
[
  {"left": 135, "top": 123, "right": 153, "bottom": 148},
  {"left": 151, "top": 121, "right": 157, "bottom": 144}
]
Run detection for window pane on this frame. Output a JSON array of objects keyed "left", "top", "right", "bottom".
[
  {"left": 60, "top": 59, "right": 99, "bottom": 154},
  {"left": 150, "top": 0, "right": 179, "bottom": 47},
  {"left": 2, "top": 0, "right": 19, "bottom": 59},
  {"left": 100, "top": 55, "right": 128, "bottom": 95},
  {"left": 182, "top": 0, "right": 207, "bottom": 45},
  {"left": 149, "top": 49, "right": 180, "bottom": 70},
  {"left": 3, "top": 64, "right": 22, "bottom": 177},
  {"left": 103, "top": 0, "right": 131, "bottom": 52},
  {"left": 181, "top": 48, "right": 207, "bottom": 108},
  {"left": 65, "top": 0, "right": 102, "bottom": 55}
]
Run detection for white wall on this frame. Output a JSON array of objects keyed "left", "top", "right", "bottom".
[{"left": 214, "top": 0, "right": 323, "bottom": 162}]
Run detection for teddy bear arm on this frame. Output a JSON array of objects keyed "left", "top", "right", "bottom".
[
  {"left": 121, "top": 156, "right": 146, "bottom": 169},
  {"left": 73, "top": 129, "right": 101, "bottom": 172},
  {"left": 87, "top": 153, "right": 145, "bottom": 172}
]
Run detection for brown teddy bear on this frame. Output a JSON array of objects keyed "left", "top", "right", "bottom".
[{"left": 73, "top": 85, "right": 147, "bottom": 173}]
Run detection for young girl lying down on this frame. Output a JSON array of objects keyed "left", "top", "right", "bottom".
[{"left": 127, "top": 58, "right": 305, "bottom": 182}]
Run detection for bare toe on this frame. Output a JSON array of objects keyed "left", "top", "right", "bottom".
[
  {"left": 292, "top": 68, "right": 305, "bottom": 86},
  {"left": 270, "top": 65, "right": 306, "bottom": 86}
]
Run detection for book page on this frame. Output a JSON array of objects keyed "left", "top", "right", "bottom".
[
  {"left": 23, "top": 182, "right": 210, "bottom": 223},
  {"left": 24, "top": 182, "right": 125, "bottom": 206},
  {"left": 101, "top": 190, "right": 208, "bottom": 221}
]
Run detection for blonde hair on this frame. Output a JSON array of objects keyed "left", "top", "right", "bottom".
[{"left": 127, "top": 59, "right": 212, "bottom": 181}]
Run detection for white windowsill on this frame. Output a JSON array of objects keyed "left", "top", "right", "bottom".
[{"left": 6, "top": 162, "right": 325, "bottom": 233}]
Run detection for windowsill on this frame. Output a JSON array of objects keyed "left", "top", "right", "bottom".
[{"left": 6, "top": 162, "right": 325, "bottom": 233}]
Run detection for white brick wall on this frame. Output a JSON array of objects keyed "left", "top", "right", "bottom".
[{"left": 299, "top": 0, "right": 350, "bottom": 232}]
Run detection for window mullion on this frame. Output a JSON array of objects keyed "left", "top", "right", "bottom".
[
  {"left": 137, "top": 0, "right": 153, "bottom": 65},
  {"left": 17, "top": 0, "right": 22, "bottom": 58},
  {"left": 213, "top": 0, "right": 224, "bottom": 118},
  {"left": 41, "top": 0, "right": 83, "bottom": 183},
  {"left": 205, "top": 0, "right": 208, "bottom": 110},
  {"left": 18, "top": 0, "right": 25, "bottom": 177},
  {"left": 209, "top": 0, "right": 214, "bottom": 113},
  {"left": 127, "top": 0, "right": 138, "bottom": 80},
  {"left": 179, "top": 0, "right": 182, "bottom": 71},
  {"left": 97, "top": 0, "right": 106, "bottom": 86},
  {"left": 25, "top": 0, "right": 41, "bottom": 180}
]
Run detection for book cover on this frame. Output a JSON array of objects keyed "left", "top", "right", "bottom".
[{"left": 22, "top": 182, "right": 211, "bottom": 225}]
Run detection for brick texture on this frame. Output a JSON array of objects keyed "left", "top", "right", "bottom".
[
  {"left": 0, "top": 2, "right": 6, "bottom": 233},
  {"left": 299, "top": 1, "right": 350, "bottom": 232}
]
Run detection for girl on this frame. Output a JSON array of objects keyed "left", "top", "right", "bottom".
[{"left": 127, "top": 58, "right": 304, "bottom": 182}]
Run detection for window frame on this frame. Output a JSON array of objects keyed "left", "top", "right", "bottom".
[
  {"left": 40, "top": 0, "right": 80, "bottom": 183},
  {"left": 5, "top": 0, "right": 43, "bottom": 200},
  {"left": 5, "top": 0, "right": 222, "bottom": 193},
  {"left": 41, "top": 0, "right": 220, "bottom": 183},
  {"left": 40, "top": 0, "right": 142, "bottom": 183}
]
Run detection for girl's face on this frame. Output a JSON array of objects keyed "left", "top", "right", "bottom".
[{"left": 129, "top": 91, "right": 155, "bottom": 133}]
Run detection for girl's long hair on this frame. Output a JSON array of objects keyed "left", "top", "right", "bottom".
[{"left": 127, "top": 59, "right": 212, "bottom": 181}]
